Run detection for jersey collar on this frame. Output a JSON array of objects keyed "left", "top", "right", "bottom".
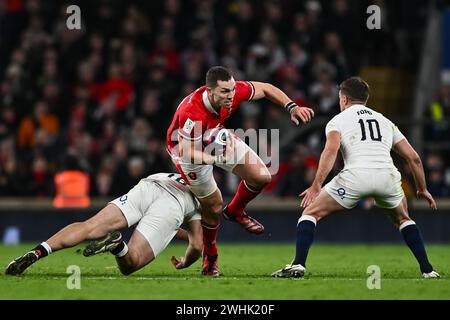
[
  {"left": 202, "top": 90, "right": 219, "bottom": 116},
  {"left": 348, "top": 104, "right": 366, "bottom": 109}
]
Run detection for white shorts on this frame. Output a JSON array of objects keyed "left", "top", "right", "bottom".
[
  {"left": 324, "top": 168, "right": 405, "bottom": 209},
  {"left": 110, "top": 180, "right": 187, "bottom": 257},
  {"left": 171, "top": 135, "right": 259, "bottom": 198}
]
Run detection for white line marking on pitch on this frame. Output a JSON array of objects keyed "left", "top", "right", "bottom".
[{"left": 48, "top": 277, "right": 447, "bottom": 281}]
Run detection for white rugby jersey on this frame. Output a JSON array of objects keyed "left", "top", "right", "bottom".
[
  {"left": 325, "top": 104, "right": 405, "bottom": 170},
  {"left": 143, "top": 173, "right": 201, "bottom": 221}
]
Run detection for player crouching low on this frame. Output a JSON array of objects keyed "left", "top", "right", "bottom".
[{"left": 5, "top": 173, "right": 202, "bottom": 276}]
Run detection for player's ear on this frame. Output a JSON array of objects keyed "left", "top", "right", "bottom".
[{"left": 343, "top": 95, "right": 348, "bottom": 105}]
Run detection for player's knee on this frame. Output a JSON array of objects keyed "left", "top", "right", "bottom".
[
  {"left": 119, "top": 266, "right": 135, "bottom": 276},
  {"left": 201, "top": 199, "right": 223, "bottom": 216},
  {"left": 260, "top": 174, "right": 272, "bottom": 186},
  {"left": 211, "top": 202, "right": 223, "bottom": 216}
]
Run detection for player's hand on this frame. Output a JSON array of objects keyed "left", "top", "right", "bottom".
[
  {"left": 290, "top": 106, "right": 315, "bottom": 126},
  {"left": 300, "top": 184, "right": 321, "bottom": 208},
  {"left": 223, "top": 133, "right": 235, "bottom": 163},
  {"left": 416, "top": 190, "right": 437, "bottom": 210},
  {"left": 171, "top": 256, "right": 186, "bottom": 269}
]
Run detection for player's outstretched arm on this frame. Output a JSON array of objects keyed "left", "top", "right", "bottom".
[
  {"left": 171, "top": 220, "right": 203, "bottom": 269},
  {"left": 300, "top": 131, "right": 340, "bottom": 208},
  {"left": 393, "top": 139, "right": 437, "bottom": 209},
  {"left": 250, "top": 81, "right": 314, "bottom": 125}
]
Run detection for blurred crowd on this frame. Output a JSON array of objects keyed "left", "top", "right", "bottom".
[{"left": 0, "top": 0, "right": 448, "bottom": 200}]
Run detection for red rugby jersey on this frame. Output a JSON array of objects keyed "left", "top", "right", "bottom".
[{"left": 166, "top": 81, "right": 255, "bottom": 153}]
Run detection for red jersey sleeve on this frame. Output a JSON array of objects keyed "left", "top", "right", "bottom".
[
  {"left": 178, "top": 112, "right": 206, "bottom": 141},
  {"left": 234, "top": 81, "right": 255, "bottom": 103}
]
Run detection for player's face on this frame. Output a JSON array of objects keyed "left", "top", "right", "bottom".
[{"left": 209, "top": 78, "right": 236, "bottom": 109}]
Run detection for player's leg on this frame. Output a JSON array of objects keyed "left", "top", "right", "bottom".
[
  {"left": 218, "top": 139, "right": 269, "bottom": 234},
  {"left": 382, "top": 197, "right": 439, "bottom": 278},
  {"left": 85, "top": 185, "right": 185, "bottom": 275},
  {"left": 197, "top": 189, "right": 222, "bottom": 276},
  {"left": 272, "top": 189, "right": 345, "bottom": 278},
  {"left": 47, "top": 204, "right": 128, "bottom": 251},
  {"left": 115, "top": 193, "right": 187, "bottom": 275},
  {"left": 115, "top": 229, "right": 155, "bottom": 275},
  {"left": 5, "top": 204, "right": 128, "bottom": 275},
  {"left": 176, "top": 162, "right": 222, "bottom": 276}
]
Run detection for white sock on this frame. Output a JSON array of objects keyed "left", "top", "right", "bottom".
[
  {"left": 115, "top": 242, "right": 129, "bottom": 258},
  {"left": 41, "top": 242, "right": 53, "bottom": 255}
]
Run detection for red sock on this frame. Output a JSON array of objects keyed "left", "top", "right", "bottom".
[
  {"left": 227, "top": 180, "right": 262, "bottom": 218},
  {"left": 202, "top": 221, "right": 219, "bottom": 256}
]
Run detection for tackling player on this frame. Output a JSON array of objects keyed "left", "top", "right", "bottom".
[
  {"left": 166, "top": 66, "right": 314, "bottom": 276},
  {"left": 5, "top": 173, "right": 202, "bottom": 276},
  {"left": 272, "top": 77, "right": 440, "bottom": 279}
]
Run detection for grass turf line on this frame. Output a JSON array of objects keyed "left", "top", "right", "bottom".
[{"left": 0, "top": 243, "right": 448, "bottom": 299}]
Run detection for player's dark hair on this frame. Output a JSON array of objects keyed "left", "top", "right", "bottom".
[
  {"left": 339, "top": 77, "right": 370, "bottom": 102},
  {"left": 206, "top": 66, "right": 233, "bottom": 88}
]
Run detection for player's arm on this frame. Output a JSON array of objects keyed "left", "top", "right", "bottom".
[
  {"left": 393, "top": 139, "right": 437, "bottom": 209},
  {"left": 300, "top": 131, "right": 340, "bottom": 208},
  {"left": 178, "top": 136, "right": 216, "bottom": 165},
  {"left": 250, "top": 81, "right": 314, "bottom": 125},
  {"left": 171, "top": 219, "right": 203, "bottom": 269}
]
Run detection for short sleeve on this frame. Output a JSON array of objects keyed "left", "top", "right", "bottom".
[
  {"left": 188, "top": 212, "right": 202, "bottom": 222},
  {"left": 178, "top": 112, "right": 205, "bottom": 141},
  {"left": 392, "top": 124, "right": 405, "bottom": 145},
  {"left": 234, "top": 81, "right": 255, "bottom": 103},
  {"left": 325, "top": 118, "right": 340, "bottom": 136}
]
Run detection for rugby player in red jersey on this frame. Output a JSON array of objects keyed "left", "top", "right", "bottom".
[{"left": 167, "top": 66, "right": 314, "bottom": 276}]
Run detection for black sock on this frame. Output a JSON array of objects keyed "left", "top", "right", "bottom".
[
  {"left": 400, "top": 221, "right": 433, "bottom": 273},
  {"left": 33, "top": 243, "right": 50, "bottom": 258},
  {"left": 110, "top": 241, "right": 125, "bottom": 255},
  {"left": 293, "top": 216, "right": 317, "bottom": 267}
]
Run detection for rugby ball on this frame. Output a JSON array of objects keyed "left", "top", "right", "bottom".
[{"left": 203, "top": 127, "right": 231, "bottom": 154}]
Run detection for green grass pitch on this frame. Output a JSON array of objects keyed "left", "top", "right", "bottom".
[{"left": 0, "top": 243, "right": 449, "bottom": 300}]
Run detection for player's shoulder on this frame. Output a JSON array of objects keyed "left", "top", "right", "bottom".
[
  {"left": 236, "top": 80, "right": 253, "bottom": 87},
  {"left": 145, "top": 172, "right": 167, "bottom": 181},
  {"left": 178, "top": 91, "right": 208, "bottom": 121},
  {"left": 325, "top": 112, "right": 343, "bottom": 134},
  {"left": 366, "top": 106, "right": 396, "bottom": 126},
  {"left": 235, "top": 80, "right": 255, "bottom": 99},
  {"left": 327, "top": 111, "right": 344, "bottom": 125}
]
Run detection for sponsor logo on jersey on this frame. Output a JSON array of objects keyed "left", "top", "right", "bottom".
[
  {"left": 337, "top": 188, "right": 346, "bottom": 199},
  {"left": 183, "top": 118, "right": 195, "bottom": 135},
  {"left": 119, "top": 195, "right": 128, "bottom": 205}
]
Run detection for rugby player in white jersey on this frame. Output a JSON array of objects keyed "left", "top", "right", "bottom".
[
  {"left": 272, "top": 77, "right": 440, "bottom": 279},
  {"left": 5, "top": 173, "right": 203, "bottom": 276}
]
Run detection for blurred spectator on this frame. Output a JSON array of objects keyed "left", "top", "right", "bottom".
[
  {"left": 309, "top": 71, "right": 339, "bottom": 116},
  {"left": 0, "top": 1, "right": 436, "bottom": 198},
  {"left": 17, "top": 101, "right": 59, "bottom": 158},
  {"left": 31, "top": 155, "right": 53, "bottom": 197},
  {"left": 425, "top": 153, "right": 449, "bottom": 197},
  {"left": 277, "top": 145, "right": 318, "bottom": 198},
  {"left": 112, "top": 156, "right": 147, "bottom": 196},
  {"left": 426, "top": 83, "right": 450, "bottom": 141}
]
